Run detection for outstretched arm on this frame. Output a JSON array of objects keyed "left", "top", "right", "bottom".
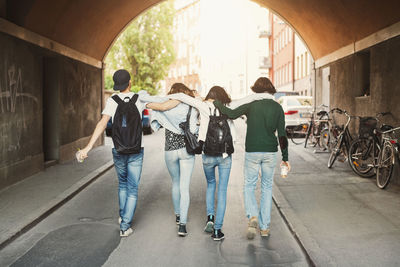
[
  {"left": 146, "top": 99, "right": 181, "bottom": 111},
  {"left": 214, "top": 100, "right": 249, "bottom": 119},
  {"left": 78, "top": 114, "right": 111, "bottom": 160},
  {"left": 229, "top": 93, "right": 273, "bottom": 109}
]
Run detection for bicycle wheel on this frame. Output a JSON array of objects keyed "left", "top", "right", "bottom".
[
  {"left": 304, "top": 122, "right": 313, "bottom": 148},
  {"left": 376, "top": 142, "right": 395, "bottom": 189},
  {"left": 328, "top": 134, "right": 343, "bottom": 168},
  {"left": 288, "top": 125, "right": 307, "bottom": 145},
  {"left": 348, "top": 138, "right": 375, "bottom": 178},
  {"left": 319, "top": 128, "right": 330, "bottom": 151}
]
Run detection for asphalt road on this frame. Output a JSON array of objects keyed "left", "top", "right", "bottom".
[{"left": 0, "top": 120, "right": 308, "bottom": 267}]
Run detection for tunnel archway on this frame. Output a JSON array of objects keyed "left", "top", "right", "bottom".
[{"left": 4, "top": 0, "right": 400, "bottom": 62}]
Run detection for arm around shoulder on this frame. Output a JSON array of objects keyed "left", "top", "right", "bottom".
[
  {"left": 146, "top": 99, "right": 180, "bottom": 111},
  {"left": 214, "top": 100, "right": 249, "bottom": 119}
]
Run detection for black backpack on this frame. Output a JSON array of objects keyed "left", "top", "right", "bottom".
[
  {"left": 203, "top": 107, "right": 234, "bottom": 156},
  {"left": 111, "top": 94, "right": 142, "bottom": 154}
]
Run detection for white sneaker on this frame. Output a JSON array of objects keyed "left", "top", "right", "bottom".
[
  {"left": 120, "top": 228, "right": 133, "bottom": 237},
  {"left": 118, "top": 217, "right": 122, "bottom": 224}
]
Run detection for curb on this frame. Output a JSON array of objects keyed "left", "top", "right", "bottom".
[
  {"left": 0, "top": 160, "right": 114, "bottom": 251},
  {"left": 273, "top": 183, "right": 337, "bottom": 267}
]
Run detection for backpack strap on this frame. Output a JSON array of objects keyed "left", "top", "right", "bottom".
[
  {"left": 112, "top": 95, "right": 124, "bottom": 105},
  {"left": 186, "top": 106, "right": 192, "bottom": 122},
  {"left": 129, "top": 94, "right": 139, "bottom": 104}
]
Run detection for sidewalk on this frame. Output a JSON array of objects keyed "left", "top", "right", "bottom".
[
  {"left": 0, "top": 143, "right": 114, "bottom": 249},
  {"left": 273, "top": 144, "right": 400, "bottom": 266}
]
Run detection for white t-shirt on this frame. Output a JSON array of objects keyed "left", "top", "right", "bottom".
[{"left": 102, "top": 92, "right": 146, "bottom": 147}]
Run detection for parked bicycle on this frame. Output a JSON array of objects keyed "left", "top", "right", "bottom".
[
  {"left": 287, "top": 122, "right": 309, "bottom": 145},
  {"left": 287, "top": 104, "right": 329, "bottom": 146},
  {"left": 304, "top": 104, "right": 330, "bottom": 149},
  {"left": 348, "top": 112, "right": 391, "bottom": 178},
  {"left": 375, "top": 126, "right": 400, "bottom": 189},
  {"left": 327, "top": 108, "right": 358, "bottom": 168}
]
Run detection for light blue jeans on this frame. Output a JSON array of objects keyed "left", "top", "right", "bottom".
[
  {"left": 244, "top": 152, "right": 277, "bottom": 230},
  {"left": 112, "top": 148, "right": 144, "bottom": 231},
  {"left": 202, "top": 154, "right": 232, "bottom": 230},
  {"left": 165, "top": 147, "right": 195, "bottom": 224}
]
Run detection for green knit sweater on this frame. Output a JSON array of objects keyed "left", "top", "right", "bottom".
[{"left": 214, "top": 99, "right": 288, "bottom": 161}]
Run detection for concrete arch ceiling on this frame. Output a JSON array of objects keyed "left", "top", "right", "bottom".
[{"left": 6, "top": 0, "right": 400, "bottom": 61}]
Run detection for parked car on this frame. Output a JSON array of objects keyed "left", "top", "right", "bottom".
[
  {"left": 142, "top": 108, "right": 152, "bottom": 135},
  {"left": 277, "top": 96, "right": 313, "bottom": 132},
  {"left": 274, "top": 91, "right": 299, "bottom": 100}
]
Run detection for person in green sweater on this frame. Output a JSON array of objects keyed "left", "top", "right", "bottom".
[{"left": 214, "top": 77, "right": 290, "bottom": 240}]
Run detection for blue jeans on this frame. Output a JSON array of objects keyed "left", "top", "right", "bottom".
[
  {"left": 202, "top": 154, "right": 232, "bottom": 230},
  {"left": 112, "top": 148, "right": 144, "bottom": 231},
  {"left": 164, "top": 148, "right": 195, "bottom": 224},
  {"left": 244, "top": 152, "right": 277, "bottom": 230}
]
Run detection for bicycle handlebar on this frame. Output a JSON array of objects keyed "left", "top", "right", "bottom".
[
  {"left": 381, "top": 126, "right": 400, "bottom": 135},
  {"left": 376, "top": 112, "right": 391, "bottom": 118},
  {"left": 330, "top": 107, "right": 344, "bottom": 114}
]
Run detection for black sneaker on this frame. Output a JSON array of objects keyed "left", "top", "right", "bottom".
[
  {"left": 175, "top": 214, "right": 180, "bottom": 225},
  {"left": 212, "top": 229, "right": 224, "bottom": 241},
  {"left": 204, "top": 215, "right": 214, "bottom": 233},
  {"left": 178, "top": 224, "right": 187, "bottom": 236}
]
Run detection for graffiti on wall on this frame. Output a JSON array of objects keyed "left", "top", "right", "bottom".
[
  {"left": 0, "top": 63, "right": 39, "bottom": 155},
  {"left": 0, "top": 64, "right": 38, "bottom": 116}
]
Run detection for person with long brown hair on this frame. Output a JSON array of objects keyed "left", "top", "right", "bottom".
[
  {"left": 145, "top": 83, "right": 198, "bottom": 237},
  {"left": 213, "top": 77, "right": 290, "bottom": 240}
]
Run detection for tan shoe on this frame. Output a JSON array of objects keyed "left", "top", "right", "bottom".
[
  {"left": 260, "top": 229, "right": 270, "bottom": 237},
  {"left": 247, "top": 216, "right": 258, "bottom": 240}
]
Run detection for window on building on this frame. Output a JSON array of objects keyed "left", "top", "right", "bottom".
[
  {"left": 289, "top": 62, "right": 292, "bottom": 81},
  {"left": 279, "top": 67, "right": 282, "bottom": 84},
  {"left": 305, "top": 52, "right": 308, "bottom": 76},
  {"left": 286, "top": 28, "right": 289, "bottom": 45},
  {"left": 283, "top": 30, "right": 287, "bottom": 47},
  {"left": 287, "top": 63, "right": 290, "bottom": 82},
  {"left": 301, "top": 54, "right": 304, "bottom": 78},
  {"left": 296, "top": 57, "right": 299, "bottom": 79}
]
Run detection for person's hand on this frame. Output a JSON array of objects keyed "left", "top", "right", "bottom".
[
  {"left": 78, "top": 147, "right": 90, "bottom": 161},
  {"left": 280, "top": 161, "right": 291, "bottom": 171}
]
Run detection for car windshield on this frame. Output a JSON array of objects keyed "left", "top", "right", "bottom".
[
  {"left": 286, "top": 98, "right": 312, "bottom": 106},
  {"left": 287, "top": 98, "right": 301, "bottom": 106},
  {"left": 298, "top": 98, "right": 312, "bottom": 106}
]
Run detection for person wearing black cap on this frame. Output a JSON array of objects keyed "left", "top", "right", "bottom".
[{"left": 78, "top": 69, "right": 146, "bottom": 237}]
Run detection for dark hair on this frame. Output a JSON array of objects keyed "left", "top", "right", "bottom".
[
  {"left": 205, "top": 86, "right": 231, "bottom": 104},
  {"left": 168, "top": 83, "right": 195, "bottom": 97},
  {"left": 251, "top": 77, "right": 276, "bottom": 94}
]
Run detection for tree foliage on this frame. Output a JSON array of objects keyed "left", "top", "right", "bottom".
[{"left": 105, "top": 1, "right": 175, "bottom": 95}]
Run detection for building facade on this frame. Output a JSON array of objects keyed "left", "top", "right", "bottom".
[
  {"left": 164, "top": 0, "right": 202, "bottom": 95},
  {"left": 270, "top": 15, "right": 313, "bottom": 96}
]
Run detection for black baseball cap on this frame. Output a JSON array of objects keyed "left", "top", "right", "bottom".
[{"left": 113, "top": 69, "right": 131, "bottom": 91}]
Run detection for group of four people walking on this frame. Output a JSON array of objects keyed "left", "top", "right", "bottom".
[{"left": 78, "top": 69, "right": 290, "bottom": 241}]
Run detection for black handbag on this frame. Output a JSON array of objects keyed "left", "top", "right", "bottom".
[{"left": 179, "top": 106, "right": 202, "bottom": 155}]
